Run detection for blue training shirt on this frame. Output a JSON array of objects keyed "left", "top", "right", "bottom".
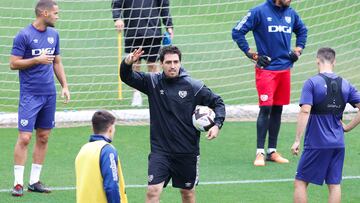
[
  {"left": 232, "top": 0, "right": 307, "bottom": 71},
  {"left": 300, "top": 73, "right": 360, "bottom": 149},
  {"left": 89, "top": 135, "right": 121, "bottom": 203},
  {"left": 11, "top": 24, "right": 60, "bottom": 95}
]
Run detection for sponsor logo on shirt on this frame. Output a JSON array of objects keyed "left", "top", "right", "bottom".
[
  {"left": 160, "top": 89, "right": 164, "bottom": 95},
  {"left": 33, "top": 39, "right": 38, "bottom": 43},
  {"left": 178, "top": 90, "right": 187, "bottom": 99},
  {"left": 268, "top": 25, "right": 292, "bottom": 33},
  {"left": 31, "top": 48, "right": 55, "bottom": 56},
  {"left": 267, "top": 17, "right": 272, "bottom": 22}
]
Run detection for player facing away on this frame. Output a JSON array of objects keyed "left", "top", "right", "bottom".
[
  {"left": 232, "top": 0, "right": 308, "bottom": 166},
  {"left": 111, "top": 0, "right": 174, "bottom": 107},
  {"left": 120, "top": 46, "right": 225, "bottom": 203},
  {"left": 10, "top": 0, "right": 70, "bottom": 196},
  {"left": 76, "top": 110, "right": 128, "bottom": 203},
  {"left": 291, "top": 48, "right": 360, "bottom": 203}
]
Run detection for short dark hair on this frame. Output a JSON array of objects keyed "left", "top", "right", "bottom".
[
  {"left": 159, "top": 46, "right": 182, "bottom": 62},
  {"left": 317, "top": 47, "right": 336, "bottom": 64},
  {"left": 35, "top": 0, "right": 57, "bottom": 17},
  {"left": 92, "top": 110, "right": 116, "bottom": 134}
]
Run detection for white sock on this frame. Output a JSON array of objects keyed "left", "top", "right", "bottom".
[
  {"left": 267, "top": 148, "right": 277, "bottom": 154},
  {"left": 256, "top": 149, "right": 265, "bottom": 155},
  {"left": 29, "top": 164, "right": 42, "bottom": 185},
  {"left": 14, "top": 165, "right": 25, "bottom": 186}
]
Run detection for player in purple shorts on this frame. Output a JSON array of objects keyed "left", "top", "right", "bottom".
[
  {"left": 9, "top": 0, "right": 70, "bottom": 197},
  {"left": 291, "top": 47, "right": 360, "bottom": 203}
]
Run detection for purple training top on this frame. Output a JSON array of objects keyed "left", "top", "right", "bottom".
[
  {"left": 300, "top": 72, "right": 360, "bottom": 149},
  {"left": 11, "top": 24, "right": 60, "bottom": 95}
]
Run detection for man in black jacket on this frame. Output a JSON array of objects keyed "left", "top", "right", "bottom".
[
  {"left": 112, "top": 0, "right": 174, "bottom": 107},
  {"left": 120, "top": 46, "right": 225, "bottom": 203}
]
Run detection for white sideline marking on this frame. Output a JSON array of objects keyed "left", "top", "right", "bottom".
[{"left": 1, "top": 176, "right": 359, "bottom": 193}]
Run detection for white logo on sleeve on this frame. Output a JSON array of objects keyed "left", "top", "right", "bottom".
[
  {"left": 47, "top": 37, "right": 54, "bottom": 44},
  {"left": 235, "top": 12, "right": 251, "bottom": 30},
  {"left": 109, "top": 153, "right": 118, "bottom": 181},
  {"left": 260, "top": 94, "right": 269, "bottom": 102},
  {"left": 20, "top": 119, "right": 28, "bottom": 127}
]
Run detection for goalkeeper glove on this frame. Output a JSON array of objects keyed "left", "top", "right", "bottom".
[
  {"left": 257, "top": 55, "right": 271, "bottom": 68},
  {"left": 245, "top": 49, "right": 271, "bottom": 68},
  {"left": 289, "top": 47, "right": 303, "bottom": 63}
]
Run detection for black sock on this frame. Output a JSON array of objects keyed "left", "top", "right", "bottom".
[
  {"left": 268, "top": 105, "right": 283, "bottom": 149},
  {"left": 256, "top": 106, "right": 271, "bottom": 149}
]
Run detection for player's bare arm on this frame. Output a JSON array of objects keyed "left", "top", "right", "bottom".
[
  {"left": 343, "top": 103, "right": 360, "bottom": 132},
  {"left": 10, "top": 52, "right": 55, "bottom": 70},
  {"left": 291, "top": 104, "right": 311, "bottom": 155},
  {"left": 53, "top": 55, "right": 70, "bottom": 104}
]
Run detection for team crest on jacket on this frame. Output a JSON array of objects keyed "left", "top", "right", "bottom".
[
  {"left": 178, "top": 90, "right": 187, "bottom": 98},
  {"left": 285, "top": 16, "right": 291, "bottom": 24},
  {"left": 47, "top": 37, "right": 54, "bottom": 44}
]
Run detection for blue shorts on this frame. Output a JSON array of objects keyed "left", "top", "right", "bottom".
[
  {"left": 295, "top": 148, "right": 345, "bottom": 185},
  {"left": 147, "top": 152, "right": 200, "bottom": 189},
  {"left": 18, "top": 94, "right": 56, "bottom": 132}
]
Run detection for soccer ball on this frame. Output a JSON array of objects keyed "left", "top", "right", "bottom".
[{"left": 192, "top": 105, "right": 215, "bottom": 132}]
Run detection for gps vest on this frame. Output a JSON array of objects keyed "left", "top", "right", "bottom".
[{"left": 311, "top": 74, "right": 345, "bottom": 115}]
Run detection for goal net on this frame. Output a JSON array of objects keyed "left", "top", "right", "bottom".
[{"left": 0, "top": 0, "right": 359, "bottom": 126}]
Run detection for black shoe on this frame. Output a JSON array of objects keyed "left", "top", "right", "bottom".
[
  {"left": 28, "top": 181, "right": 51, "bottom": 193},
  {"left": 12, "top": 184, "right": 24, "bottom": 196}
]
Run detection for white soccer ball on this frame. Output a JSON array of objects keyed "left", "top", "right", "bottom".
[{"left": 192, "top": 105, "right": 215, "bottom": 132}]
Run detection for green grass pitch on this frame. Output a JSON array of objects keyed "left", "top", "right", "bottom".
[{"left": 0, "top": 122, "right": 360, "bottom": 202}]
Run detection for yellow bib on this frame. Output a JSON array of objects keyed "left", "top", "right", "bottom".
[{"left": 75, "top": 140, "right": 128, "bottom": 203}]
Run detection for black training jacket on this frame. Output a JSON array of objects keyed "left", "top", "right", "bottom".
[{"left": 120, "top": 60, "right": 225, "bottom": 155}]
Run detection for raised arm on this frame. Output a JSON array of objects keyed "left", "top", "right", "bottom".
[{"left": 120, "top": 48, "right": 149, "bottom": 94}]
